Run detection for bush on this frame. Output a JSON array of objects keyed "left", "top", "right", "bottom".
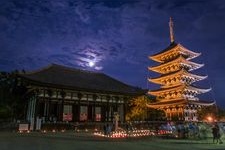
[{"left": 0, "top": 105, "right": 11, "bottom": 119}]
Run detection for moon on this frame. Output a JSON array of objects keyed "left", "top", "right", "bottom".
[{"left": 88, "top": 61, "right": 95, "bottom": 67}]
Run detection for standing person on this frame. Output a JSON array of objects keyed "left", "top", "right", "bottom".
[
  {"left": 212, "top": 124, "right": 219, "bottom": 143},
  {"left": 103, "top": 124, "right": 107, "bottom": 135},
  {"left": 107, "top": 124, "right": 111, "bottom": 136},
  {"left": 212, "top": 124, "right": 223, "bottom": 144},
  {"left": 215, "top": 124, "right": 223, "bottom": 144}
]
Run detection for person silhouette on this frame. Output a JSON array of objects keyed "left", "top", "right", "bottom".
[
  {"left": 212, "top": 124, "right": 223, "bottom": 144},
  {"left": 212, "top": 124, "right": 219, "bottom": 143}
]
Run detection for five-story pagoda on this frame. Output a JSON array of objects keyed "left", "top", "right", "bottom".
[{"left": 147, "top": 18, "right": 215, "bottom": 121}]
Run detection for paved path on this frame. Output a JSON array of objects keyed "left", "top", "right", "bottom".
[{"left": 0, "top": 131, "right": 224, "bottom": 150}]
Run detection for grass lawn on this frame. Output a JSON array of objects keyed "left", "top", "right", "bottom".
[{"left": 0, "top": 132, "right": 224, "bottom": 150}]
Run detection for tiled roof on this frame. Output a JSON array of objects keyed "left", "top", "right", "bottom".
[
  {"left": 147, "top": 99, "right": 215, "bottom": 108},
  {"left": 150, "top": 84, "right": 210, "bottom": 93},
  {"left": 151, "top": 42, "right": 178, "bottom": 57},
  {"left": 147, "top": 99, "right": 187, "bottom": 107},
  {"left": 189, "top": 100, "right": 215, "bottom": 106},
  {"left": 19, "top": 64, "right": 146, "bottom": 95}
]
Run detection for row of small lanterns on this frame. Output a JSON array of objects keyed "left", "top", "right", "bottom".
[
  {"left": 18, "top": 128, "right": 172, "bottom": 139},
  {"left": 94, "top": 129, "right": 155, "bottom": 138}
]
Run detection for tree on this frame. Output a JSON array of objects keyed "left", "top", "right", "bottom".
[
  {"left": 216, "top": 106, "right": 225, "bottom": 121},
  {"left": 126, "top": 95, "right": 165, "bottom": 121},
  {"left": 0, "top": 71, "right": 28, "bottom": 120},
  {"left": 126, "top": 95, "right": 148, "bottom": 121},
  {"left": 197, "top": 105, "right": 218, "bottom": 121},
  {"left": 0, "top": 72, "right": 13, "bottom": 119}
]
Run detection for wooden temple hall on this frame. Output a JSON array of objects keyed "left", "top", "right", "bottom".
[
  {"left": 147, "top": 18, "right": 215, "bottom": 121},
  {"left": 19, "top": 64, "right": 145, "bottom": 123}
]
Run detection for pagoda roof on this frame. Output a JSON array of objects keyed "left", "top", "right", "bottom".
[
  {"left": 149, "top": 84, "right": 211, "bottom": 96},
  {"left": 150, "top": 42, "right": 201, "bottom": 63},
  {"left": 149, "top": 69, "right": 207, "bottom": 85},
  {"left": 188, "top": 100, "right": 215, "bottom": 106},
  {"left": 146, "top": 99, "right": 215, "bottom": 108},
  {"left": 186, "top": 85, "right": 211, "bottom": 93},
  {"left": 149, "top": 55, "right": 204, "bottom": 74},
  {"left": 146, "top": 99, "right": 187, "bottom": 108},
  {"left": 19, "top": 64, "right": 146, "bottom": 96}
]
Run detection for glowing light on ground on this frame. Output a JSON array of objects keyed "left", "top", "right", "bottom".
[
  {"left": 93, "top": 129, "right": 155, "bottom": 138},
  {"left": 207, "top": 116, "right": 214, "bottom": 122}
]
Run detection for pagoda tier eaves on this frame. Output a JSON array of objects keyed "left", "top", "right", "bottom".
[
  {"left": 187, "top": 86, "right": 211, "bottom": 94},
  {"left": 146, "top": 99, "right": 215, "bottom": 109},
  {"left": 178, "top": 44, "right": 201, "bottom": 60},
  {"left": 146, "top": 93, "right": 184, "bottom": 102},
  {"left": 188, "top": 100, "right": 215, "bottom": 106},
  {"left": 149, "top": 69, "right": 208, "bottom": 86},
  {"left": 149, "top": 84, "right": 211, "bottom": 96},
  {"left": 146, "top": 99, "right": 187, "bottom": 108},
  {"left": 149, "top": 55, "right": 204, "bottom": 74},
  {"left": 150, "top": 43, "right": 201, "bottom": 63}
]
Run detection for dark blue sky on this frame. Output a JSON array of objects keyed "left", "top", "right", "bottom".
[{"left": 0, "top": 0, "right": 225, "bottom": 108}]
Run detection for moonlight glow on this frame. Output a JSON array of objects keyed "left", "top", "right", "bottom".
[{"left": 89, "top": 61, "right": 95, "bottom": 67}]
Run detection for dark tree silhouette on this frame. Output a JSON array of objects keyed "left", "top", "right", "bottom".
[{"left": 0, "top": 71, "right": 28, "bottom": 121}]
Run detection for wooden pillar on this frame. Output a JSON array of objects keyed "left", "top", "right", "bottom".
[
  {"left": 34, "top": 98, "right": 40, "bottom": 120},
  {"left": 60, "top": 91, "right": 66, "bottom": 121},
  {"left": 92, "top": 94, "right": 97, "bottom": 122},
  {"left": 47, "top": 101, "right": 50, "bottom": 119},
  {"left": 115, "top": 96, "right": 119, "bottom": 112},
  {"left": 123, "top": 97, "right": 128, "bottom": 122},
  {"left": 26, "top": 98, "right": 31, "bottom": 121},
  {"left": 48, "top": 101, "right": 52, "bottom": 121},
  {"left": 111, "top": 105, "right": 114, "bottom": 121},
  {"left": 77, "top": 93, "right": 83, "bottom": 122},
  {"left": 72, "top": 104, "right": 80, "bottom": 122},
  {"left": 47, "top": 89, "right": 53, "bottom": 121},
  {"left": 72, "top": 103, "right": 76, "bottom": 122},
  {"left": 32, "top": 88, "right": 39, "bottom": 120},
  {"left": 93, "top": 102, "right": 96, "bottom": 122},
  {"left": 61, "top": 101, "right": 64, "bottom": 121},
  {"left": 31, "top": 96, "right": 37, "bottom": 130},
  {"left": 100, "top": 96, "right": 105, "bottom": 122},
  {"left": 101, "top": 104, "right": 106, "bottom": 122},
  {"left": 106, "top": 96, "right": 110, "bottom": 122},
  {"left": 43, "top": 89, "right": 47, "bottom": 120},
  {"left": 88, "top": 105, "right": 92, "bottom": 121},
  {"left": 57, "top": 101, "right": 61, "bottom": 121},
  {"left": 87, "top": 94, "right": 92, "bottom": 121},
  {"left": 44, "top": 100, "right": 48, "bottom": 118}
]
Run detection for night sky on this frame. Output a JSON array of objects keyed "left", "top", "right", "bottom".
[{"left": 0, "top": 0, "right": 225, "bottom": 108}]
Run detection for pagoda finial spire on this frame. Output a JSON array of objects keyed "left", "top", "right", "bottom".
[{"left": 169, "top": 17, "right": 175, "bottom": 43}]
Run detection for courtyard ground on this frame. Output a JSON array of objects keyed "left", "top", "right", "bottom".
[{"left": 0, "top": 131, "right": 224, "bottom": 150}]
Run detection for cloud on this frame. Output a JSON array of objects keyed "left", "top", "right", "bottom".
[
  {"left": 0, "top": 0, "right": 153, "bottom": 71},
  {"left": 74, "top": 3, "right": 90, "bottom": 23},
  {"left": 0, "top": 0, "right": 224, "bottom": 71}
]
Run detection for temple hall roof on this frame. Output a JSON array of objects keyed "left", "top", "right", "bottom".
[{"left": 19, "top": 64, "right": 146, "bottom": 95}]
